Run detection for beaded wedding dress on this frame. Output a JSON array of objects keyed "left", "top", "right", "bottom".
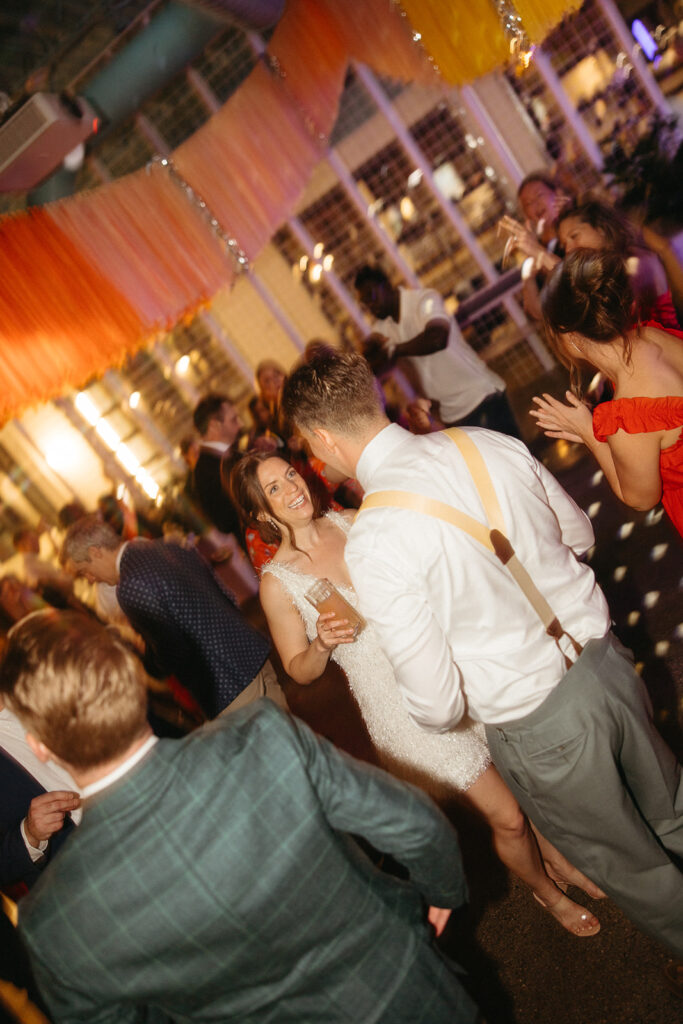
[{"left": 262, "top": 512, "right": 491, "bottom": 795}]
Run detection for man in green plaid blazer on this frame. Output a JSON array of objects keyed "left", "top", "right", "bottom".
[{"left": 2, "top": 610, "right": 480, "bottom": 1024}]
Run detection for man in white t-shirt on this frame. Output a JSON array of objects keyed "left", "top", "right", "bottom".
[
  {"left": 354, "top": 265, "right": 521, "bottom": 437},
  {"left": 282, "top": 350, "right": 683, "bottom": 958}
]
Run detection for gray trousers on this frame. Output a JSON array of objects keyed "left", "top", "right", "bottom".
[
  {"left": 221, "top": 659, "right": 288, "bottom": 715},
  {"left": 485, "top": 633, "right": 683, "bottom": 956}
]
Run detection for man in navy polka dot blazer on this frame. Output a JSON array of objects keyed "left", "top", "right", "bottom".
[{"left": 62, "top": 515, "right": 286, "bottom": 718}]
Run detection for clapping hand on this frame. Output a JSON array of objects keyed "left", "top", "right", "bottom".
[
  {"left": 530, "top": 391, "right": 594, "bottom": 445},
  {"left": 498, "top": 215, "right": 559, "bottom": 272},
  {"left": 315, "top": 611, "right": 356, "bottom": 651}
]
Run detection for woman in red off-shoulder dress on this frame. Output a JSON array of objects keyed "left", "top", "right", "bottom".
[{"left": 529, "top": 249, "right": 683, "bottom": 539}]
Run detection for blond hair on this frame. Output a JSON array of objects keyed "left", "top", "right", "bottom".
[{"left": 0, "top": 610, "right": 149, "bottom": 770}]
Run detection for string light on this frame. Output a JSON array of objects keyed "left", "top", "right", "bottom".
[
  {"left": 147, "top": 156, "right": 250, "bottom": 274},
  {"left": 494, "top": 0, "right": 535, "bottom": 69}
]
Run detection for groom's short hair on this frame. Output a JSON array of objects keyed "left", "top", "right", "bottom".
[{"left": 282, "top": 352, "right": 383, "bottom": 436}]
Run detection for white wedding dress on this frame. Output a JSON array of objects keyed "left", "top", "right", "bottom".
[{"left": 262, "top": 512, "right": 491, "bottom": 795}]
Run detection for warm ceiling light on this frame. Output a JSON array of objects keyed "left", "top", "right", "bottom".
[
  {"left": 129, "top": 391, "right": 140, "bottom": 409},
  {"left": 95, "top": 419, "right": 120, "bottom": 449},
  {"left": 175, "top": 355, "right": 190, "bottom": 375},
  {"left": 116, "top": 443, "right": 140, "bottom": 475},
  {"left": 75, "top": 391, "right": 100, "bottom": 426},
  {"left": 136, "top": 469, "right": 159, "bottom": 500}
]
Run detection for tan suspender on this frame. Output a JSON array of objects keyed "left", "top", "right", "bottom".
[{"left": 357, "top": 428, "right": 583, "bottom": 670}]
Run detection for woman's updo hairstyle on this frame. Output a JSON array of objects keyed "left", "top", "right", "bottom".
[{"left": 542, "top": 249, "right": 634, "bottom": 389}]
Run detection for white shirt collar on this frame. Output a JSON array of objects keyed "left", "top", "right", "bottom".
[
  {"left": 200, "top": 440, "right": 232, "bottom": 455},
  {"left": 80, "top": 734, "right": 158, "bottom": 800},
  {"left": 115, "top": 541, "right": 130, "bottom": 575},
  {"left": 355, "top": 423, "right": 409, "bottom": 492}
]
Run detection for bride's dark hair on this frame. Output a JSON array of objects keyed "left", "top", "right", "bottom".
[{"left": 225, "top": 449, "right": 321, "bottom": 556}]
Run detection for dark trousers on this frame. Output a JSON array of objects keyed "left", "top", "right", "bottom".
[
  {"left": 451, "top": 390, "right": 521, "bottom": 439},
  {"left": 486, "top": 633, "right": 683, "bottom": 955}
]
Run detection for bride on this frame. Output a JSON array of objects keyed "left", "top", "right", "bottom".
[{"left": 230, "top": 450, "right": 605, "bottom": 937}]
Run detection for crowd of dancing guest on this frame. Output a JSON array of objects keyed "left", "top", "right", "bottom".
[
  {"left": 502, "top": 188, "right": 682, "bottom": 331},
  {"left": 2, "top": 199, "right": 683, "bottom": 1021}
]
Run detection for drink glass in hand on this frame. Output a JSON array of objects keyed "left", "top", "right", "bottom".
[{"left": 304, "top": 578, "right": 365, "bottom": 639}]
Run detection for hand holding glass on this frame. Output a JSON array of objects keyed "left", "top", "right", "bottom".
[{"left": 305, "top": 578, "right": 365, "bottom": 639}]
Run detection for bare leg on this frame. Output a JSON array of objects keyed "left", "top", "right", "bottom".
[
  {"left": 465, "top": 765, "right": 600, "bottom": 937},
  {"left": 530, "top": 822, "right": 606, "bottom": 900}
]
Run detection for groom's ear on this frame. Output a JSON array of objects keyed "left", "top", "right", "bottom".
[{"left": 311, "top": 427, "right": 336, "bottom": 454}]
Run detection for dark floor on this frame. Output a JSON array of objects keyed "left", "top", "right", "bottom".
[{"left": 274, "top": 395, "right": 683, "bottom": 1024}]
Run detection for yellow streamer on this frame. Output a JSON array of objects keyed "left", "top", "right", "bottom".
[{"left": 399, "top": 0, "right": 582, "bottom": 84}]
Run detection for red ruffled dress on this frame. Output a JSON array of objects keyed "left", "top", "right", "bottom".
[
  {"left": 593, "top": 395, "right": 683, "bottom": 537},
  {"left": 650, "top": 291, "right": 680, "bottom": 332}
]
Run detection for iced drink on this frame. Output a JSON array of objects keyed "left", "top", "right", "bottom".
[{"left": 305, "top": 578, "right": 365, "bottom": 638}]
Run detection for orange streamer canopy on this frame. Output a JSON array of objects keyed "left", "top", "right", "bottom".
[{"left": 0, "top": 0, "right": 578, "bottom": 422}]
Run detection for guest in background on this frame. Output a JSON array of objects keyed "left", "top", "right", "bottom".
[
  {"left": 556, "top": 197, "right": 681, "bottom": 329},
  {"left": 499, "top": 171, "right": 571, "bottom": 321},
  {"left": 8, "top": 527, "right": 75, "bottom": 605},
  {"left": 62, "top": 515, "right": 284, "bottom": 718},
  {"left": 97, "top": 493, "right": 162, "bottom": 541},
  {"left": 3, "top": 610, "right": 480, "bottom": 1024},
  {"left": 1, "top": 693, "right": 79, "bottom": 894},
  {"left": 239, "top": 394, "right": 284, "bottom": 452},
  {"left": 531, "top": 249, "right": 683, "bottom": 538},
  {"left": 255, "top": 358, "right": 288, "bottom": 437},
  {"left": 354, "top": 265, "right": 520, "bottom": 438},
  {"left": 192, "top": 394, "right": 245, "bottom": 544},
  {"left": 0, "top": 576, "right": 46, "bottom": 632}
]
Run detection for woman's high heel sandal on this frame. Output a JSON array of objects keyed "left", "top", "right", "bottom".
[{"left": 533, "top": 891, "right": 601, "bottom": 937}]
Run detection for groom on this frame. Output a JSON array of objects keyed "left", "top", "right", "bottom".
[{"left": 282, "top": 351, "right": 683, "bottom": 956}]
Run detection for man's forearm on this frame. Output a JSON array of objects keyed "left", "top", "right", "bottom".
[{"left": 394, "top": 322, "right": 449, "bottom": 358}]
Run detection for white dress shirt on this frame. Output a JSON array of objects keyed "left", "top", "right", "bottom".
[
  {"left": 373, "top": 288, "right": 505, "bottom": 423},
  {"left": 345, "top": 424, "right": 610, "bottom": 730}
]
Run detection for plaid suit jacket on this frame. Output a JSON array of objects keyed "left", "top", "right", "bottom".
[
  {"left": 19, "top": 703, "right": 471, "bottom": 1024},
  {"left": 116, "top": 539, "right": 269, "bottom": 717}
]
